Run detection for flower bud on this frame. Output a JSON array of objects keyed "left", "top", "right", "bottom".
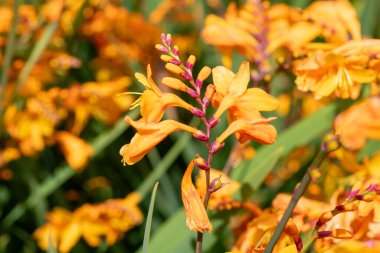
[
  {"left": 165, "top": 63, "right": 183, "bottom": 75},
  {"left": 172, "top": 46, "right": 179, "bottom": 56},
  {"left": 162, "top": 77, "right": 188, "bottom": 92},
  {"left": 197, "top": 66, "right": 211, "bottom": 82},
  {"left": 187, "top": 88, "right": 199, "bottom": 98},
  {"left": 155, "top": 44, "right": 169, "bottom": 53},
  {"left": 186, "top": 55, "right": 196, "bottom": 71},
  {"left": 208, "top": 117, "right": 220, "bottom": 128},
  {"left": 169, "top": 58, "right": 181, "bottom": 65},
  {"left": 210, "top": 141, "right": 225, "bottom": 154},
  {"left": 208, "top": 175, "right": 226, "bottom": 193},
  {"left": 160, "top": 55, "right": 173, "bottom": 62},
  {"left": 193, "top": 131, "right": 208, "bottom": 141},
  {"left": 192, "top": 107, "right": 205, "bottom": 118},
  {"left": 194, "top": 156, "right": 209, "bottom": 170},
  {"left": 181, "top": 72, "right": 193, "bottom": 82}
]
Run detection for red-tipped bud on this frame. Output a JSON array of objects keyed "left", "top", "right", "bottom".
[
  {"left": 195, "top": 78, "right": 203, "bottom": 89},
  {"left": 186, "top": 55, "right": 196, "bottom": 71},
  {"left": 210, "top": 141, "right": 225, "bottom": 154},
  {"left": 161, "top": 33, "right": 167, "bottom": 43},
  {"left": 181, "top": 72, "right": 193, "bottom": 82},
  {"left": 172, "top": 46, "right": 179, "bottom": 56},
  {"left": 155, "top": 44, "right": 169, "bottom": 53},
  {"left": 193, "top": 131, "right": 208, "bottom": 142},
  {"left": 169, "top": 58, "right": 181, "bottom": 65},
  {"left": 187, "top": 88, "right": 199, "bottom": 98},
  {"left": 209, "top": 175, "right": 227, "bottom": 193},
  {"left": 194, "top": 156, "right": 209, "bottom": 170},
  {"left": 192, "top": 107, "right": 205, "bottom": 118},
  {"left": 166, "top": 34, "right": 172, "bottom": 46},
  {"left": 208, "top": 117, "right": 220, "bottom": 128}
]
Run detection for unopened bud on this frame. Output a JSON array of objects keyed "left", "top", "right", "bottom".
[
  {"left": 187, "top": 88, "right": 199, "bottom": 98},
  {"left": 172, "top": 46, "right": 179, "bottom": 56},
  {"left": 204, "top": 84, "right": 216, "bottom": 101},
  {"left": 169, "top": 58, "right": 181, "bottom": 65},
  {"left": 181, "top": 72, "right": 193, "bottom": 82},
  {"left": 186, "top": 55, "right": 196, "bottom": 71},
  {"left": 194, "top": 156, "right": 209, "bottom": 170},
  {"left": 155, "top": 44, "right": 169, "bottom": 53},
  {"left": 192, "top": 107, "right": 205, "bottom": 118},
  {"left": 166, "top": 34, "right": 172, "bottom": 46},
  {"left": 160, "top": 55, "right": 173, "bottom": 62},
  {"left": 197, "top": 66, "right": 211, "bottom": 82},
  {"left": 195, "top": 78, "right": 203, "bottom": 89},
  {"left": 209, "top": 175, "right": 227, "bottom": 193},
  {"left": 208, "top": 117, "right": 220, "bottom": 128},
  {"left": 210, "top": 141, "right": 225, "bottom": 154},
  {"left": 193, "top": 131, "right": 208, "bottom": 141},
  {"left": 165, "top": 63, "right": 183, "bottom": 75},
  {"left": 162, "top": 77, "right": 188, "bottom": 92}
]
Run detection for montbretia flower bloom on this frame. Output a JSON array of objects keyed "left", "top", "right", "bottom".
[
  {"left": 211, "top": 61, "right": 279, "bottom": 144},
  {"left": 294, "top": 40, "right": 380, "bottom": 99},
  {"left": 334, "top": 96, "right": 380, "bottom": 150},
  {"left": 120, "top": 117, "right": 202, "bottom": 165},
  {"left": 131, "top": 65, "right": 195, "bottom": 123},
  {"left": 181, "top": 161, "right": 212, "bottom": 233}
]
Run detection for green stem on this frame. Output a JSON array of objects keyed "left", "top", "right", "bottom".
[
  {"left": 0, "top": 0, "right": 20, "bottom": 115},
  {"left": 263, "top": 149, "right": 328, "bottom": 253}
]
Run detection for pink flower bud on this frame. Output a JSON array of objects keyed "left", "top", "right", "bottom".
[
  {"left": 186, "top": 62, "right": 194, "bottom": 71},
  {"left": 191, "top": 108, "right": 205, "bottom": 118},
  {"left": 208, "top": 117, "right": 220, "bottom": 128},
  {"left": 202, "top": 97, "right": 210, "bottom": 106},
  {"left": 195, "top": 78, "right": 203, "bottom": 89},
  {"left": 169, "top": 58, "right": 181, "bottom": 65},
  {"left": 155, "top": 44, "right": 169, "bottom": 53},
  {"left": 181, "top": 72, "right": 193, "bottom": 82},
  {"left": 210, "top": 141, "right": 224, "bottom": 154},
  {"left": 187, "top": 88, "right": 199, "bottom": 98},
  {"left": 193, "top": 131, "right": 208, "bottom": 141},
  {"left": 194, "top": 156, "right": 209, "bottom": 170},
  {"left": 208, "top": 175, "right": 227, "bottom": 193},
  {"left": 166, "top": 34, "right": 172, "bottom": 46},
  {"left": 172, "top": 46, "right": 179, "bottom": 56}
]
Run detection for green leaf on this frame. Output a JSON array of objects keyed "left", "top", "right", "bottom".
[
  {"left": 15, "top": 21, "right": 58, "bottom": 93},
  {"left": 142, "top": 103, "right": 338, "bottom": 253},
  {"left": 143, "top": 182, "right": 160, "bottom": 253}
]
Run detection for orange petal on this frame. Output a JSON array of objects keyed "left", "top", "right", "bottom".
[{"left": 181, "top": 161, "right": 212, "bottom": 232}]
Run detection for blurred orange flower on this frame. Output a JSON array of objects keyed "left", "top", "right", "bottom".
[
  {"left": 34, "top": 193, "right": 143, "bottom": 252},
  {"left": 55, "top": 131, "right": 94, "bottom": 170},
  {"left": 334, "top": 96, "right": 380, "bottom": 150}
]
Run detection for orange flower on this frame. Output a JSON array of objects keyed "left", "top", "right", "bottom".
[
  {"left": 181, "top": 161, "right": 212, "bottom": 232},
  {"left": 120, "top": 117, "right": 202, "bottom": 165},
  {"left": 131, "top": 65, "right": 195, "bottom": 123},
  {"left": 294, "top": 40, "right": 380, "bottom": 99},
  {"left": 34, "top": 193, "right": 143, "bottom": 252},
  {"left": 211, "top": 61, "right": 279, "bottom": 144},
  {"left": 334, "top": 96, "right": 380, "bottom": 150},
  {"left": 55, "top": 131, "right": 94, "bottom": 170}
]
